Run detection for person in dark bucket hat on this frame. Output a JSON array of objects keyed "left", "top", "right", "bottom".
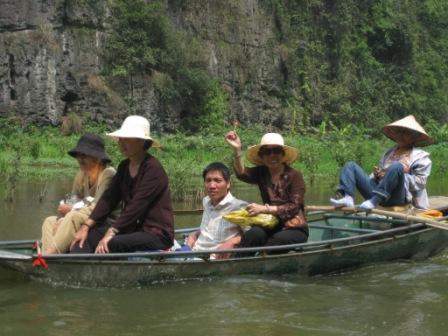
[
  {"left": 41, "top": 133, "right": 116, "bottom": 254},
  {"left": 68, "top": 133, "right": 111, "bottom": 163}
]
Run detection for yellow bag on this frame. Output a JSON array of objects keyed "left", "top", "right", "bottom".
[{"left": 223, "top": 209, "right": 279, "bottom": 229}]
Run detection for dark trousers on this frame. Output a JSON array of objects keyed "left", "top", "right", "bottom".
[
  {"left": 237, "top": 226, "right": 308, "bottom": 257},
  {"left": 71, "top": 223, "right": 170, "bottom": 253},
  {"left": 338, "top": 161, "right": 407, "bottom": 206}
]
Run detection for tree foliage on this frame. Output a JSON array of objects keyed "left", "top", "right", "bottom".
[
  {"left": 104, "top": 0, "right": 225, "bottom": 132},
  {"left": 104, "top": 0, "right": 448, "bottom": 135},
  {"left": 263, "top": 0, "right": 448, "bottom": 135}
]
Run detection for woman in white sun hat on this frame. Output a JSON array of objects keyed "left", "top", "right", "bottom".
[
  {"left": 71, "top": 115, "right": 174, "bottom": 253},
  {"left": 225, "top": 131, "right": 308, "bottom": 255},
  {"left": 330, "top": 115, "right": 432, "bottom": 210}
]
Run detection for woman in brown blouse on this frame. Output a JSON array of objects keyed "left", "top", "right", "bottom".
[
  {"left": 71, "top": 116, "right": 174, "bottom": 253},
  {"left": 225, "top": 131, "right": 308, "bottom": 254}
]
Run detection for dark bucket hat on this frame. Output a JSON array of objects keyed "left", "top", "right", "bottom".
[{"left": 68, "top": 133, "right": 111, "bottom": 163}]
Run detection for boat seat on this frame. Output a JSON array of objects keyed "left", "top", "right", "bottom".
[
  {"left": 309, "top": 223, "right": 378, "bottom": 234},
  {"left": 428, "top": 196, "right": 448, "bottom": 212},
  {"left": 376, "top": 197, "right": 448, "bottom": 214},
  {"left": 376, "top": 204, "right": 411, "bottom": 213}
]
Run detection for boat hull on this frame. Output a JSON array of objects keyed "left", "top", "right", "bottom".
[{"left": 1, "top": 225, "right": 447, "bottom": 287}]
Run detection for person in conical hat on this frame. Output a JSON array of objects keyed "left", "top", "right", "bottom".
[
  {"left": 225, "top": 130, "right": 308, "bottom": 256},
  {"left": 330, "top": 115, "right": 432, "bottom": 210},
  {"left": 71, "top": 115, "right": 174, "bottom": 254}
]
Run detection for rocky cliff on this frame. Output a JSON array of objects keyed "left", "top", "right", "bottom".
[
  {"left": 1, "top": 0, "right": 447, "bottom": 131},
  {"left": 0, "top": 0, "right": 286, "bottom": 131},
  {"left": 1, "top": 1, "right": 109, "bottom": 124}
]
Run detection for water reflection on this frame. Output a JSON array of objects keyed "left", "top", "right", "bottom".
[
  {"left": 1, "top": 177, "right": 448, "bottom": 335},
  {"left": 1, "top": 176, "right": 447, "bottom": 240},
  {"left": 1, "top": 262, "right": 448, "bottom": 335}
]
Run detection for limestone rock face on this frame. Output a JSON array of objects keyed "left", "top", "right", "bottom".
[
  {"left": 170, "top": 0, "right": 285, "bottom": 128},
  {"left": 0, "top": 0, "right": 284, "bottom": 130},
  {"left": 0, "top": 1, "right": 129, "bottom": 126}
]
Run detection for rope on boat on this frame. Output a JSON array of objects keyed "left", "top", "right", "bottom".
[{"left": 32, "top": 241, "right": 48, "bottom": 269}]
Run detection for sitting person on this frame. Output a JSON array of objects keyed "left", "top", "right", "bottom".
[
  {"left": 70, "top": 115, "right": 174, "bottom": 253},
  {"left": 330, "top": 115, "right": 432, "bottom": 210},
  {"left": 186, "top": 162, "right": 247, "bottom": 257},
  {"left": 41, "top": 133, "right": 115, "bottom": 254},
  {"left": 225, "top": 131, "right": 309, "bottom": 255}
]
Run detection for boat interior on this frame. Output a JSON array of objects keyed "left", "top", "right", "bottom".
[{"left": 1, "top": 197, "right": 448, "bottom": 261}]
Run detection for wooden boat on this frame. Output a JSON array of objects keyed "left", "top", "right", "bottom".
[{"left": 1, "top": 199, "right": 448, "bottom": 288}]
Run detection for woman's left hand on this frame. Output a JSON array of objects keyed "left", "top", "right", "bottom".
[
  {"left": 401, "top": 162, "right": 411, "bottom": 173},
  {"left": 57, "top": 203, "right": 73, "bottom": 216},
  {"left": 95, "top": 230, "right": 114, "bottom": 254},
  {"left": 246, "top": 203, "right": 266, "bottom": 216}
]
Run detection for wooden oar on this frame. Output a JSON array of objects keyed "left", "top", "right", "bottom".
[
  {"left": 173, "top": 209, "right": 203, "bottom": 215},
  {"left": 306, "top": 205, "right": 357, "bottom": 213},
  {"left": 370, "top": 208, "right": 448, "bottom": 230},
  {"left": 175, "top": 205, "right": 448, "bottom": 230},
  {"left": 305, "top": 205, "right": 448, "bottom": 230}
]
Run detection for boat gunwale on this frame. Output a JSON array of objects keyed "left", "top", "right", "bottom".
[
  {"left": 53, "top": 226, "right": 438, "bottom": 264},
  {"left": 0, "top": 223, "right": 428, "bottom": 263}
]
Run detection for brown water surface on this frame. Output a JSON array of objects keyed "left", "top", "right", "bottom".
[{"left": 1, "top": 176, "right": 448, "bottom": 335}]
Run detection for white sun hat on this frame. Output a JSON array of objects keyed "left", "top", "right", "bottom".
[
  {"left": 382, "top": 115, "right": 432, "bottom": 146},
  {"left": 107, "top": 115, "right": 160, "bottom": 147},
  {"left": 246, "top": 133, "right": 299, "bottom": 166}
]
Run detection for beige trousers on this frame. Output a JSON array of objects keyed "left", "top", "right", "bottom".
[{"left": 41, "top": 211, "right": 88, "bottom": 253}]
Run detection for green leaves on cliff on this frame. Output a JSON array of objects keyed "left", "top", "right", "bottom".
[
  {"left": 105, "top": 0, "right": 168, "bottom": 76},
  {"left": 264, "top": 0, "right": 448, "bottom": 132},
  {"left": 103, "top": 0, "right": 448, "bottom": 133},
  {"left": 105, "top": 0, "right": 225, "bottom": 132}
]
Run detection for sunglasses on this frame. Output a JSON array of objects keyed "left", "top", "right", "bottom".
[{"left": 259, "top": 147, "right": 284, "bottom": 156}]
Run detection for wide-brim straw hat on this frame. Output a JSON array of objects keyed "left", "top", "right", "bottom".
[
  {"left": 382, "top": 115, "right": 432, "bottom": 146},
  {"left": 68, "top": 133, "right": 111, "bottom": 163},
  {"left": 246, "top": 133, "right": 299, "bottom": 166},
  {"left": 107, "top": 115, "right": 160, "bottom": 148}
]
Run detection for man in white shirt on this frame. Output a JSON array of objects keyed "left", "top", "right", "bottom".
[{"left": 186, "top": 162, "right": 247, "bottom": 255}]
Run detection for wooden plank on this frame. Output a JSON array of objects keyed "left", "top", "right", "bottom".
[
  {"left": 174, "top": 209, "right": 203, "bottom": 215},
  {"left": 175, "top": 196, "right": 448, "bottom": 216},
  {"left": 428, "top": 196, "right": 448, "bottom": 211},
  {"left": 0, "top": 250, "right": 32, "bottom": 260},
  {"left": 371, "top": 208, "right": 448, "bottom": 230}
]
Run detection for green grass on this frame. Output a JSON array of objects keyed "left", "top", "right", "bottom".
[{"left": 1, "top": 119, "right": 447, "bottom": 201}]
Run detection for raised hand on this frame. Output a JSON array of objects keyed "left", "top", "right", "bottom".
[{"left": 225, "top": 131, "right": 242, "bottom": 151}]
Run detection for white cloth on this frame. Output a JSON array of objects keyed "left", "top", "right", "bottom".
[
  {"left": 379, "top": 146, "right": 432, "bottom": 209},
  {"left": 193, "top": 192, "right": 247, "bottom": 251}
]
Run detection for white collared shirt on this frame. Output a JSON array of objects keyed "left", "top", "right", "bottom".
[{"left": 193, "top": 192, "right": 247, "bottom": 251}]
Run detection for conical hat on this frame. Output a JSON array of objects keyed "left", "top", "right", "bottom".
[
  {"left": 382, "top": 115, "right": 432, "bottom": 146},
  {"left": 246, "top": 133, "right": 299, "bottom": 166}
]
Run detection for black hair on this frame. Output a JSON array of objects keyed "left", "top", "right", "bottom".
[
  {"left": 202, "top": 162, "right": 231, "bottom": 181},
  {"left": 144, "top": 140, "right": 153, "bottom": 150}
]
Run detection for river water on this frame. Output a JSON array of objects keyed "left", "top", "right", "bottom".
[{"left": 1, "top": 177, "right": 448, "bottom": 335}]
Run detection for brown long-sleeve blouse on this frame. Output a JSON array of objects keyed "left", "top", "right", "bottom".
[
  {"left": 235, "top": 165, "right": 306, "bottom": 225},
  {"left": 89, "top": 153, "right": 174, "bottom": 242}
]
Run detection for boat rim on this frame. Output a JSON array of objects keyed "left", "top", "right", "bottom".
[{"left": 0, "top": 222, "right": 429, "bottom": 261}]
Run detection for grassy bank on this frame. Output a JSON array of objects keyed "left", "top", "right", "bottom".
[{"left": 1, "top": 119, "right": 448, "bottom": 201}]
